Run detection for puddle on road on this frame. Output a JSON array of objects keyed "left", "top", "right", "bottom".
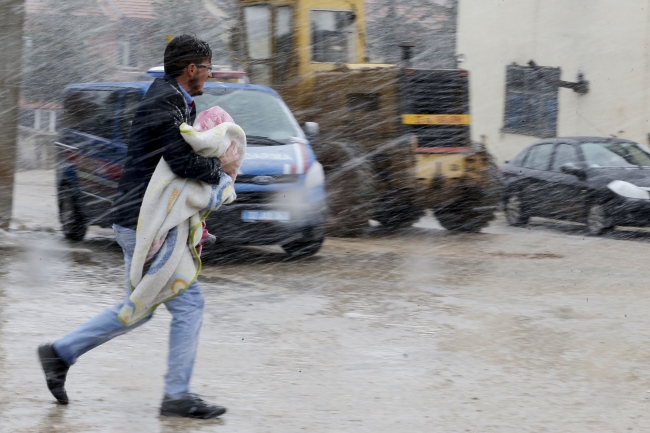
[{"left": 3, "top": 223, "right": 650, "bottom": 431}]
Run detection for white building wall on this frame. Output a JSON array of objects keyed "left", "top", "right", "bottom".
[{"left": 457, "top": 0, "right": 650, "bottom": 162}]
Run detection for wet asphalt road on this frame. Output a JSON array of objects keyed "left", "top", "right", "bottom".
[{"left": 3, "top": 171, "right": 650, "bottom": 432}]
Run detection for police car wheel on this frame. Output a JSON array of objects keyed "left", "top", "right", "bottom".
[
  {"left": 59, "top": 188, "right": 87, "bottom": 241},
  {"left": 282, "top": 237, "right": 324, "bottom": 259}
]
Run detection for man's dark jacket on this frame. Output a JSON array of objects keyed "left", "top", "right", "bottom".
[{"left": 112, "top": 74, "right": 223, "bottom": 229}]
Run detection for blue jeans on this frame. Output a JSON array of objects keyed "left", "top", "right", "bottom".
[{"left": 52, "top": 224, "right": 205, "bottom": 399}]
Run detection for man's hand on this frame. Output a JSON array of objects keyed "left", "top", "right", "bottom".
[{"left": 220, "top": 141, "right": 239, "bottom": 182}]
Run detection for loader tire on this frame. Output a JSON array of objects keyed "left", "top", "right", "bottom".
[
  {"left": 314, "top": 142, "right": 376, "bottom": 237},
  {"left": 434, "top": 186, "right": 497, "bottom": 233},
  {"left": 433, "top": 147, "right": 501, "bottom": 233},
  {"left": 374, "top": 192, "right": 424, "bottom": 230},
  {"left": 434, "top": 201, "right": 495, "bottom": 232}
]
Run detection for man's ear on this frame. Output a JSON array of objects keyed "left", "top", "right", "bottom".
[{"left": 186, "top": 63, "right": 197, "bottom": 78}]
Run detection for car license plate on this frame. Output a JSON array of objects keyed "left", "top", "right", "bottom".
[{"left": 241, "top": 210, "right": 290, "bottom": 222}]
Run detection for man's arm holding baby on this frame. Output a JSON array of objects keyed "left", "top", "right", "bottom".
[{"left": 156, "top": 101, "right": 239, "bottom": 183}]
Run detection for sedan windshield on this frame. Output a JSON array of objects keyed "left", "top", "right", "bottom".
[
  {"left": 194, "top": 88, "right": 300, "bottom": 143},
  {"left": 581, "top": 142, "right": 650, "bottom": 168}
]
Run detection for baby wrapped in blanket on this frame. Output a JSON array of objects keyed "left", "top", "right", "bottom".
[{"left": 118, "top": 106, "right": 246, "bottom": 326}]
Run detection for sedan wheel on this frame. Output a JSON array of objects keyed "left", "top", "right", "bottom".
[
  {"left": 587, "top": 203, "right": 613, "bottom": 236},
  {"left": 505, "top": 195, "right": 529, "bottom": 226}
]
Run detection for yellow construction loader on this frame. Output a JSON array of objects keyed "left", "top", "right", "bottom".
[{"left": 231, "top": 0, "right": 499, "bottom": 235}]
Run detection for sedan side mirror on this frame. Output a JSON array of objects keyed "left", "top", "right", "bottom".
[
  {"left": 303, "top": 122, "right": 319, "bottom": 144},
  {"left": 560, "top": 162, "right": 587, "bottom": 180}
]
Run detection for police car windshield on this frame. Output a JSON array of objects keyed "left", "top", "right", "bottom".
[{"left": 195, "top": 88, "right": 299, "bottom": 143}]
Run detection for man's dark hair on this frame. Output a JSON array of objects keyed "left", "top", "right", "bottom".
[{"left": 164, "top": 35, "right": 212, "bottom": 77}]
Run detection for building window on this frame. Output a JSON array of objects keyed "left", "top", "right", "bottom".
[
  {"left": 116, "top": 38, "right": 138, "bottom": 68},
  {"left": 34, "top": 109, "right": 57, "bottom": 132},
  {"left": 503, "top": 64, "right": 560, "bottom": 138}
]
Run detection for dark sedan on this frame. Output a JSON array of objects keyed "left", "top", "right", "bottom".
[{"left": 500, "top": 137, "right": 650, "bottom": 235}]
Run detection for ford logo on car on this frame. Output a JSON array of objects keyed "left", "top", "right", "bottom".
[{"left": 252, "top": 175, "right": 275, "bottom": 185}]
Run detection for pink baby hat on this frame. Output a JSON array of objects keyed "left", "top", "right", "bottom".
[{"left": 194, "top": 106, "right": 234, "bottom": 132}]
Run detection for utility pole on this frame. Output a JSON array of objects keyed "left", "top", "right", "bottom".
[{"left": 0, "top": 0, "right": 25, "bottom": 229}]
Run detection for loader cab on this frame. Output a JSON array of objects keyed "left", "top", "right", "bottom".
[{"left": 233, "top": 0, "right": 367, "bottom": 117}]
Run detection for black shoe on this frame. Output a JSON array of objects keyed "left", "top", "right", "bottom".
[
  {"left": 37, "top": 344, "right": 69, "bottom": 404},
  {"left": 160, "top": 393, "right": 226, "bottom": 419}
]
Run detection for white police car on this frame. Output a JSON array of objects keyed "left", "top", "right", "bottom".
[{"left": 55, "top": 68, "right": 327, "bottom": 257}]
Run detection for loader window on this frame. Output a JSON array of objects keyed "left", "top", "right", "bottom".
[
  {"left": 311, "top": 10, "right": 356, "bottom": 63},
  {"left": 244, "top": 5, "right": 271, "bottom": 59},
  {"left": 244, "top": 5, "right": 272, "bottom": 85},
  {"left": 274, "top": 6, "right": 293, "bottom": 85},
  {"left": 347, "top": 93, "right": 380, "bottom": 112}
]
